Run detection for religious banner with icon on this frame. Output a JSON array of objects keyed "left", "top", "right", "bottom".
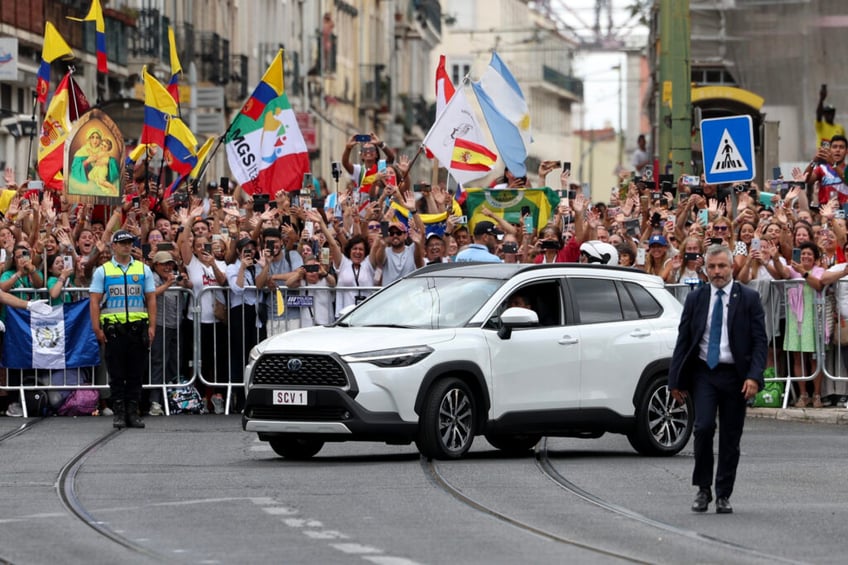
[{"left": 63, "top": 108, "right": 124, "bottom": 203}]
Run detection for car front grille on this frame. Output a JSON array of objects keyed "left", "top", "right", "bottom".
[
  {"left": 251, "top": 353, "right": 349, "bottom": 387},
  {"left": 249, "top": 406, "right": 349, "bottom": 421}
]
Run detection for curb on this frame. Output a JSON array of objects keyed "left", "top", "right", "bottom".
[{"left": 747, "top": 407, "right": 848, "bottom": 425}]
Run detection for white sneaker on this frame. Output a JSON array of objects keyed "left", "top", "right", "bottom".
[
  {"left": 5, "top": 402, "right": 23, "bottom": 417},
  {"left": 211, "top": 394, "right": 224, "bottom": 415},
  {"left": 101, "top": 406, "right": 114, "bottom": 417},
  {"left": 148, "top": 401, "right": 164, "bottom": 416}
]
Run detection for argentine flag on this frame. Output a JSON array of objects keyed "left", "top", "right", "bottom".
[
  {"left": 471, "top": 52, "right": 532, "bottom": 177},
  {"left": 2, "top": 299, "right": 100, "bottom": 370}
]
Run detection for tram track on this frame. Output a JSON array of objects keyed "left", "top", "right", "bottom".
[
  {"left": 421, "top": 454, "right": 651, "bottom": 564},
  {"left": 534, "top": 437, "right": 807, "bottom": 565},
  {"left": 54, "top": 427, "right": 170, "bottom": 563}
]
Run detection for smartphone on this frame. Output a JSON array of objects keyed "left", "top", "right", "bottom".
[
  {"left": 214, "top": 194, "right": 222, "bottom": 208},
  {"left": 521, "top": 205, "right": 531, "bottom": 217},
  {"left": 563, "top": 161, "right": 571, "bottom": 173},
  {"left": 204, "top": 243, "right": 213, "bottom": 254},
  {"left": 29, "top": 180, "right": 44, "bottom": 191},
  {"left": 253, "top": 194, "right": 270, "bottom": 212},
  {"left": 331, "top": 161, "right": 342, "bottom": 181},
  {"left": 158, "top": 242, "right": 174, "bottom": 251},
  {"left": 219, "top": 177, "right": 229, "bottom": 193},
  {"left": 132, "top": 196, "right": 140, "bottom": 209},
  {"left": 380, "top": 221, "right": 389, "bottom": 237},
  {"left": 62, "top": 255, "right": 73, "bottom": 270},
  {"left": 354, "top": 134, "right": 371, "bottom": 142},
  {"left": 304, "top": 264, "right": 320, "bottom": 273},
  {"left": 771, "top": 167, "right": 781, "bottom": 180},
  {"left": 624, "top": 219, "right": 640, "bottom": 236},
  {"left": 651, "top": 191, "right": 661, "bottom": 201},
  {"left": 377, "top": 159, "right": 387, "bottom": 173},
  {"left": 212, "top": 234, "right": 223, "bottom": 241},
  {"left": 265, "top": 241, "right": 275, "bottom": 253},
  {"left": 666, "top": 215, "right": 676, "bottom": 228},
  {"left": 567, "top": 190, "right": 577, "bottom": 200},
  {"left": 455, "top": 215, "right": 467, "bottom": 225},
  {"left": 750, "top": 237, "right": 761, "bottom": 252},
  {"left": 302, "top": 173, "right": 313, "bottom": 190},
  {"left": 681, "top": 174, "right": 700, "bottom": 186},
  {"left": 221, "top": 226, "right": 229, "bottom": 237},
  {"left": 413, "top": 183, "right": 430, "bottom": 192},
  {"left": 635, "top": 247, "right": 646, "bottom": 266},
  {"left": 792, "top": 248, "right": 801, "bottom": 263},
  {"left": 141, "top": 244, "right": 151, "bottom": 258},
  {"left": 502, "top": 242, "right": 518, "bottom": 254},
  {"left": 822, "top": 140, "right": 831, "bottom": 149},
  {"left": 321, "top": 247, "right": 330, "bottom": 265},
  {"left": 684, "top": 252, "right": 700, "bottom": 262},
  {"left": 710, "top": 237, "right": 723, "bottom": 246},
  {"left": 303, "top": 221, "right": 315, "bottom": 238}
]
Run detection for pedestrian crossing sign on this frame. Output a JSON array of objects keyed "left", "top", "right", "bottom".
[{"left": 700, "top": 115, "right": 755, "bottom": 184}]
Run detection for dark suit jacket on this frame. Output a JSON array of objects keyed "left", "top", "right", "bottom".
[{"left": 668, "top": 281, "right": 768, "bottom": 392}]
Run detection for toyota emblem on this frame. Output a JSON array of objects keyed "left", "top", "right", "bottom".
[{"left": 287, "top": 358, "right": 303, "bottom": 372}]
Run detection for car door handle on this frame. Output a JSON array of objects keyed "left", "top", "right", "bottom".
[
  {"left": 630, "top": 330, "right": 651, "bottom": 338},
  {"left": 558, "top": 335, "right": 579, "bottom": 345}
]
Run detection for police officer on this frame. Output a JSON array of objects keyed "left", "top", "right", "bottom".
[{"left": 89, "top": 230, "right": 156, "bottom": 429}]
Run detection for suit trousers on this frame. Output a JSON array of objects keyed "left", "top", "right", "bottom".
[
  {"left": 691, "top": 361, "right": 748, "bottom": 499},
  {"left": 104, "top": 322, "right": 150, "bottom": 403}
]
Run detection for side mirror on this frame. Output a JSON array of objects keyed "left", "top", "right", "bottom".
[{"left": 497, "top": 307, "right": 539, "bottom": 339}]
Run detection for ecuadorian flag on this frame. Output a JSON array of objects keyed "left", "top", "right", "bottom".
[
  {"left": 164, "top": 117, "right": 198, "bottom": 177},
  {"left": 141, "top": 68, "right": 178, "bottom": 148},
  {"left": 67, "top": 0, "right": 107, "bottom": 73},
  {"left": 241, "top": 50, "right": 285, "bottom": 120},
  {"left": 1, "top": 300, "right": 100, "bottom": 370}
]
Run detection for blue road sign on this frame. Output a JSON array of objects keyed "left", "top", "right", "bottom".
[{"left": 700, "top": 115, "right": 755, "bottom": 184}]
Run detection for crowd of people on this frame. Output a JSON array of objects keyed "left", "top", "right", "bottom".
[{"left": 2, "top": 128, "right": 848, "bottom": 418}]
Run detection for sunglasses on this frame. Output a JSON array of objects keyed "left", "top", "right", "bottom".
[
  {"left": 713, "top": 226, "right": 729, "bottom": 232},
  {"left": 367, "top": 224, "right": 381, "bottom": 231},
  {"left": 388, "top": 229, "right": 404, "bottom": 236}
]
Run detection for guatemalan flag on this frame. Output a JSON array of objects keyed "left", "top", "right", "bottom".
[{"left": 2, "top": 300, "right": 100, "bottom": 369}]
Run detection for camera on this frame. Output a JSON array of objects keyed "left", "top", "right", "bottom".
[
  {"left": 174, "top": 272, "right": 184, "bottom": 282},
  {"left": 502, "top": 242, "right": 519, "bottom": 254},
  {"left": 354, "top": 134, "right": 371, "bottom": 142},
  {"left": 304, "top": 264, "right": 320, "bottom": 273}
]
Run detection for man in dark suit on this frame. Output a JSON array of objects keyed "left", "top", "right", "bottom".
[{"left": 668, "top": 245, "right": 767, "bottom": 514}]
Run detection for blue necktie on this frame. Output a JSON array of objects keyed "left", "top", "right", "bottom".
[{"left": 706, "top": 288, "right": 725, "bottom": 369}]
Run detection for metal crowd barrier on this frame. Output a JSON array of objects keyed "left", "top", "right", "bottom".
[
  {"left": 4, "top": 277, "right": 847, "bottom": 416},
  {"left": 0, "top": 284, "right": 380, "bottom": 417}
]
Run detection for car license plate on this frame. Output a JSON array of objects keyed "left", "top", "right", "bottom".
[{"left": 273, "top": 390, "right": 308, "bottom": 405}]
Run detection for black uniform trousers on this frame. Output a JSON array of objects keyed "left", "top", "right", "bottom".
[
  {"left": 104, "top": 320, "right": 150, "bottom": 403},
  {"left": 691, "top": 360, "right": 748, "bottom": 499}
]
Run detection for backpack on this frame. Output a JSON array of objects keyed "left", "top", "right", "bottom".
[
  {"left": 24, "top": 390, "right": 50, "bottom": 417},
  {"left": 57, "top": 389, "right": 100, "bottom": 416},
  {"left": 752, "top": 367, "right": 785, "bottom": 408},
  {"left": 168, "top": 385, "right": 208, "bottom": 414}
]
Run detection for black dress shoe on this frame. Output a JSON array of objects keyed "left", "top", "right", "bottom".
[
  {"left": 691, "top": 488, "right": 712, "bottom": 512},
  {"left": 715, "top": 497, "right": 733, "bottom": 514}
]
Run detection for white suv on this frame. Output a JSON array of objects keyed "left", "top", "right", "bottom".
[{"left": 242, "top": 263, "right": 693, "bottom": 460}]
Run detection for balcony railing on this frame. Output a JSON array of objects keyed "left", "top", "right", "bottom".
[
  {"left": 542, "top": 65, "right": 583, "bottom": 99},
  {"left": 360, "top": 64, "right": 389, "bottom": 110}
]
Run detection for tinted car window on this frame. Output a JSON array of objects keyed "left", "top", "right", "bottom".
[
  {"left": 623, "top": 281, "right": 663, "bottom": 318},
  {"left": 569, "top": 278, "right": 623, "bottom": 324}
]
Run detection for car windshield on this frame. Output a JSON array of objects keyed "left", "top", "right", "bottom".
[{"left": 339, "top": 276, "right": 504, "bottom": 329}]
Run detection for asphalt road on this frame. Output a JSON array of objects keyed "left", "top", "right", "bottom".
[{"left": 0, "top": 415, "right": 845, "bottom": 565}]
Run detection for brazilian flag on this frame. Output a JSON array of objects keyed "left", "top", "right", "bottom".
[{"left": 464, "top": 187, "right": 560, "bottom": 234}]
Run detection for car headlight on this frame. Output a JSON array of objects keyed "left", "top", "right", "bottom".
[
  {"left": 247, "top": 344, "right": 265, "bottom": 366},
  {"left": 341, "top": 345, "right": 434, "bottom": 367}
]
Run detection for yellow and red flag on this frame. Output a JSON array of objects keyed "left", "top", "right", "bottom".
[
  {"left": 37, "top": 73, "right": 90, "bottom": 189},
  {"left": 450, "top": 137, "right": 497, "bottom": 174}
]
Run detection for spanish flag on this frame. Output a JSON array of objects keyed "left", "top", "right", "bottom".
[
  {"left": 36, "top": 22, "right": 74, "bottom": 104},
  {"left": 141, "top": 68, "right": 178, "bottom": 148},
  {"left": 240, "top": 50, "right": 285, "bottom": 121},
  {"left": 167, "top": 26, "right": 182, "bottom": 104},
  {"left": 450, "top": 137, "right": 497, "bottom": 174},
  {"left": 67, "top": 0, "right": 107, "bottom": 73},
  {"left": 37, "top": 72, "right": 90, "bottom": 189}
]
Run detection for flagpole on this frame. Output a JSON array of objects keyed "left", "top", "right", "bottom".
[{"left": 26, "top": 91, "right": 39, "bottom": 180}]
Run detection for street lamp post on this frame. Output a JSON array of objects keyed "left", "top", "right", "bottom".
[{"left": 612, "top": 63, "right": 623, "bottom": 170}]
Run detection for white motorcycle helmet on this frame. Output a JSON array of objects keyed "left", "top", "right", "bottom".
[{"left": 579, "top": 240, "right": 619, "bottom": 265}]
